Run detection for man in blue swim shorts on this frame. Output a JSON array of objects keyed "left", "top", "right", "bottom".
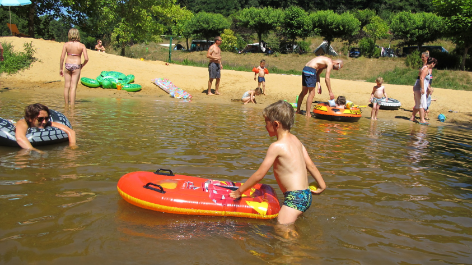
[
  {"left": 296, "top": 56, "right": 343, "bottom": 117},
  {"left": 206, "top": 36, "right": 223, "bottom": 95}
]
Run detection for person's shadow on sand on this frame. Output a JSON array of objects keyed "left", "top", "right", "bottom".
[{"left": 203, "top": 89, "right": 218, "bottom": 95}]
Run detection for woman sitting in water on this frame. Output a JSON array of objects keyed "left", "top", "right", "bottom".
[
  {"left": 60, "top": 28, "right": 89, "bottom": 106},
  {"left": 15, "top": 103, "right": 77, "bottom": 153}
]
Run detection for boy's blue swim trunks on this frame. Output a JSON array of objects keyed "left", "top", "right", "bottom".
[
  {"left": 283, "top": 189, "right": 312, "bottom": 212},
  {"left": 258, "top": 76, "right": 265, "bottom": 83},
  {"left": 302, "top": 66, "right": 317, "bottom": 87}
]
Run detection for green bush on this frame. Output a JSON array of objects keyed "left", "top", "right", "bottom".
[
  {"left": 405, "top": 50, "right": 422, "bottom": 69},
  {"left": 297, "top": 40, "right": 311, "bottom": 53},
  {"left": 0, "top": 42, "right": 37, "bottom": 75},
  {"left": 359, "top": 37, "right": 375, "bottom": 58}
]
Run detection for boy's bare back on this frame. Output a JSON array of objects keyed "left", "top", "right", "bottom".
[{"left": 269, "top": 133, "right": 310, "bottom": 193}]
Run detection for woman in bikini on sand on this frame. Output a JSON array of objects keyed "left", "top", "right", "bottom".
[{"left": 60, "top": 28, "right": 89, "bottom": 106}]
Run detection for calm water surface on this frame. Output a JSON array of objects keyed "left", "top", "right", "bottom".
[{"left": 0, "top": 91, "right": 471, "bottom": 264}]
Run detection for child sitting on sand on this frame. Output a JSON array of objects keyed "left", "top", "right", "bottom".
[
  {"left": 241, "top": 87, "right": 263, "bottom": 104},
  {"left": 230, "top": 100, "right": 326, "bottom": 228},
  {"left": 369, "top": 77, "right": 388, "bottom": 120}
]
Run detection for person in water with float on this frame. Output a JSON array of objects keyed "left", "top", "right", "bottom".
[
  {"left": 253, "top": 59, "right": 269, "bottom": 95},
  {"left": 15, "top": 103, "right": 77, "bottom": 153},
  {"left": 230, "top": 100, "right": 326, "bottom": 228},
  {"left": 296, "top": 56, "right": 343, "bottom": 118}
]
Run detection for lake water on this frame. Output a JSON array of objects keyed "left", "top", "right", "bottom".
[{"left": 0, "top": 90, "right": 471, "bottom": 264}]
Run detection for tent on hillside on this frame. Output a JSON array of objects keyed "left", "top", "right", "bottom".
[{"left": 313, "top": 41, "right": 338, "bottom": 56}]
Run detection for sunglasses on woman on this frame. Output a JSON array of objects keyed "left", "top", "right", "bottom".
[{"left": 37, "top": 116, "right": 50, "bottom": 123}]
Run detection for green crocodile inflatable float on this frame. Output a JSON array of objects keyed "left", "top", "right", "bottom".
[{"left": 80, "top": 71, "right": 141, "bottom": 92}]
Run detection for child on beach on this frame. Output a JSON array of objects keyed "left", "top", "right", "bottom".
[
  {"left": 241, "top": 87, "right": 263, "bottom": 104},
  {"left": 230, "top": 100, "right": 326, "bottom": 226},
  {"left": 369, "top": 77, "right": 388, "bottom": 120},
  {"left": 254, "top": 59, "right": 268, "bottom": 94}
]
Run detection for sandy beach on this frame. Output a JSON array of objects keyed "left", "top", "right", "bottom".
[{"left": 1, "top": 36, "right": 471, "bottom": 125}]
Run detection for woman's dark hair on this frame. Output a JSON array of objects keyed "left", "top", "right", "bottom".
[
  {"left": 427, "top": 57, "right": 438, "bottom": 65},
  {"left": 24, "top": 103, "right": 49, "bottom": 127}
]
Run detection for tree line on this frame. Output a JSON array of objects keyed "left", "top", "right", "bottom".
[{"left": 0, "top": 0, "right": 470, "bottom": 70}]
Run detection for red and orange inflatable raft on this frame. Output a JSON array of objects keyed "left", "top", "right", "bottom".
[
  {"left": 313, "top": 102, "right": 362, "bottom": 122},
  {"left": 117, "top": 169, "right": 280, "bottom": 219}
]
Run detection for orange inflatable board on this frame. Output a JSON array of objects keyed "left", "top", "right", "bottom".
[
  {"left": 117, "top": 169, "right": 280, "bottom": 219},
  {"left": 313, "top": 102, "right": 361, "bottom": 122},
  {"left": 252, "top": 67, "right": 269, "bottom": 74}
]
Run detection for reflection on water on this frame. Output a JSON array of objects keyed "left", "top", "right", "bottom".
[{"left": 0, "top": 91, "right": 471, "bottom": 264}]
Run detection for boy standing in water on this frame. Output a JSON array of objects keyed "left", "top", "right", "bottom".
[
  {"left": 369, "top": 77, "right": 388, "bottom": 120},
  {"left": 254, "top": 59, "right": 268, "bottom": 94},
  {"left": 230, "top": 100, "right": 326, "bottom": 225}
]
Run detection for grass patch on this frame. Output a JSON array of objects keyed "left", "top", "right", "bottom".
[
  {"left": 367, "top": 67, "right": 472, "bottom": 91},
  {"left": 0, "top": 42, "right": 37, "bottom": 75}
]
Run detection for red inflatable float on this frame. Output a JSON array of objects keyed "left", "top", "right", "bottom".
[
  {"left": 313, "top": 102, "right": 362, "bottom": 122},
  {"left": 117, "top": 169, "right": 280, "bottom": 219},
  {"left": 252, "top": 67, "right": 269, "bottom": 74}
]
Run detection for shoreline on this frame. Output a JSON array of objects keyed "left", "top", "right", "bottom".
[{"left": 1, "top": 36, "right": 471, "bottom": 127}]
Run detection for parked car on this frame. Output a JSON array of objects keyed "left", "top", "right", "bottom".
[
  {"left": 190, "top": 40, "right": 214, "bottom": 51},
  {"left": 402, "top": 46, "right": 448, "bottom": 56},
  {"left": 239, "top": 41, "right": 273, "bottom": 54},
  {"left": 349, "top": 48, "right": 361, "bottom": 58}
]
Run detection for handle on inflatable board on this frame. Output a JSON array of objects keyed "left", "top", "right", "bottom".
[
  {"left": 216, "top": 185, "right": 239, "bottom": 191},
  {"left": 143, "top": 183, "right": 166, "bottom": 194},
  {"left": 154, "top": 168, "right": 175, "bottom": 176}
]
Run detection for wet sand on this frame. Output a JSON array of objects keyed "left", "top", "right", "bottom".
[{"left": 1, "top": 36, "right": 471, "bottom": 125}]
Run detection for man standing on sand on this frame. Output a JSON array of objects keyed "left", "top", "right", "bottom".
[
  {"left": 296, "top": 56, "right": 343, "bottom": 117},
  {"left": 207, "top": 36, "right": 223, "bottom": 95}
]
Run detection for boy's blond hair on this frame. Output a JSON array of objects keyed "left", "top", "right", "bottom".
[
  {"left": 263, "top": 100, "right": 294, "bottom": 130},
  {"left": 260, "top": 59, "right": 265, "bottom": 63},
  {"left": 68, "top": 28, "right": 80, "bottom": 42},
  {"left": 375, "top": 77, "right": 384, "bottom": 84}
]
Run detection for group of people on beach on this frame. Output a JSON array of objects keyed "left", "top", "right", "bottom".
[{"left": 10, "top": 31, "right": 439, "bottom": 233}]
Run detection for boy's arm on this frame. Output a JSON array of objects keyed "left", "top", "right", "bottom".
[
  {"left": 230, "top": 144, "right": 279, "bottom": 198},
  {"left": 370, "top": 86, "right": 376, "bottom": 101},
  {"left": 384, "top": 88, "right": 388, "bottom": 101},
  {"left": 302, "top": 145, "right": 326, "bottom": 194},
  {"left": 51, "top": 122, "right": 78, "bottom": 149}
]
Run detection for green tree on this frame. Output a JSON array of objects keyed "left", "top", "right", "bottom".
[
  {"left": 236, "top": 7, "right": 283, "bottom": 50},
  {"left": 353, "top": 9, "right": 376, "bottom": 29},
  {"left": 390, "top": 11, "right": 444, "bottom": 49},
  {"left": 187, "top": 12, "right": 231, "bottom": 41},
  {"left": 169, "top": 8, "right": 193, "bottom": 49},
  {"left": 310, "top": 10, "right": 360, "bottom": 50},
  {"left": 433, "top": 0, "right": 472, "bottom": 70},
  {"left": 281, "top": 6, "right": 310, "bottom": 49},
  {"left": 219, "top": 29, "right": 238, "bottom": 52},
  {"left": 363, "top": 15, "right": 389, "bottom": 47}
]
